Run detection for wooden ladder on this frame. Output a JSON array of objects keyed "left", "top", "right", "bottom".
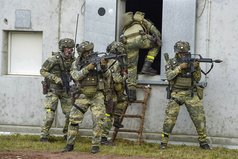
[{"left": 111, "top": 85, "right": 151, "bottom": 144}]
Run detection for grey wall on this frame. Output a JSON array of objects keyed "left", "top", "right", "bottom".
[{"left": 0, "top": 0, "right": 238, "bottom": 148}]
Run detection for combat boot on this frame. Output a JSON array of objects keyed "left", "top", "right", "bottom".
[
  {"left": 40, "top": 137, "right": 49, "bottom": 142},
  {"left": 141, "top": 61, "right": 157, "bottom": 75},
  {"left": 160, "top": 142, "right": 167, "bottom": 149},
  {"left": 199, "top": 142, "right": 211, "bottom": 150},
  {"left": 128, "top": 90, "right": 137, "bottom": 102},
  {"left": 62, "top": 144, "right": 74, "bottom": 152},
  {"left": 113, "top": 120, "right": 124, "bottom": 128},
  {"left": 91, "top": 146, "right": 100, "bottom": 154},
  {"left": 101, "top": 137, "right": 115, "bottom": 146},
  {"left": 63, "top": 134, "right": 67, "bottom": 141}
]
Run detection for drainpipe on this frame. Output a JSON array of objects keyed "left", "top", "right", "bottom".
[
  {"left": 55, "top": 0, "right": 62, "bottom": 128},
  {"left": 205, "top": 0, "right": 212, "bottom": 84},
  {"left": 58, "top": 0, "right": 63, "bottom": 41}
]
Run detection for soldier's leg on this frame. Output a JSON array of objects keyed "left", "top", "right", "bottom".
[
  {"left": 40, "top": 92, "right": 59, "bottom": 141},
  {"left": 140, "top": 36, "right": 160, "bottom": 75},
  {"left": 60, "top": 92, "right": 73, "bottom": 138},
  {"left": 90, "top": 92, "right": 106, "bottom": 153},
  {"left": 127, "top": 49, "right": 139, "bottom": 101},
  {"left": 161, "top": 99, "right": 180, "bottom": 148},
  {"left": 113, "top": 100, "right": 128, "bottom": 128},
  {"left": 101, "top": 114, "right": 113, "bottom": 145},
  {"left": 185, "top": 95, "right": 211, "bottom": 149},
  {"left": 63, "top": 97, "right": 89, "bottom": 152}
]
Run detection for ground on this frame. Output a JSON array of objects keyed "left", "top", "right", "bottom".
[{"left": 0, "top": 151, "right": 156, "bottom": 159}]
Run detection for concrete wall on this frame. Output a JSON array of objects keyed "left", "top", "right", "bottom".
[{"left": 0, "top": 0, "right": 238, "bottom": 148}]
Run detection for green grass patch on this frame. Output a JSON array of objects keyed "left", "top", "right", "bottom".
[{"left": 0, "top": 134, "right": 237, "bottom": 159}]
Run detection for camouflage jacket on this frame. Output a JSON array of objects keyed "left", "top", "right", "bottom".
[
  {"left": 165, "top": 57, "right": 201, "bottom": 88},
  {"left": 40, "top": 52, "right": 75, "bottom": 90}
]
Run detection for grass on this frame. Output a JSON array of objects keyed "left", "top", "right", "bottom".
[{"left": 0, "top": 134, "right": 238, "bottom": 159}]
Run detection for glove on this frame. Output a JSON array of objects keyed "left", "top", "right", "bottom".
[
  {"left": 193, "top": 61, "right": 200, "bottom": 68},
  {"left": 179, "top": 63, "right": 188, "bottom": 69},
  {"left": 86, "top": 63, "right": 95, "bottom": 71},
  {"left": 100, "top": 58, "right": 108, "bottom": 66}
]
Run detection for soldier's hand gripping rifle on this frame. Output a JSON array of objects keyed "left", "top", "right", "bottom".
[
  {"left": 179, "top": 53, "right": 222, "bottom": 75},
  {"left": 81, "top": 52, "right": 126, "bottom": 73}
]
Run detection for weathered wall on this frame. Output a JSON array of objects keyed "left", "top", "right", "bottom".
[{"left": 0, "top": 0, "right": 238, "bottom": 148}]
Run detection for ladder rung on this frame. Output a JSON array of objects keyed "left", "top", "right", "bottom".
[
  {"left": 123, "top": 114, "right": 142, "bottom": 118},
  {"left": 117, "top": 129, "right": 140, "bottom": 133}
]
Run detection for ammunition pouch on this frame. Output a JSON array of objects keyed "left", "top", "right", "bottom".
[
  {"left": 81, "top": 86, "right": 97, "bottom": 98},
  {"left": 196, "top": 85, "right": 204, "bottom": 100},
  {"left": 174, "top": 77, "right": 192, "bottom": 88}
]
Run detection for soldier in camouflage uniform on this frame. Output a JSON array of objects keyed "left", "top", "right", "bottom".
[
  {"left": 160, "top": 41, "right": 211, "bottom": 150},
  {"left": 40, "top": 38, "right": 75, "bottom": 142},
  {"left": 101, "top": 41, "right": 128, "bottom": 145},
  {"left": 63, "top": 41, "right": 109, "bottom": 154},
  {"left": 121, "top": 11, "right": 161, "bottom": 101}
]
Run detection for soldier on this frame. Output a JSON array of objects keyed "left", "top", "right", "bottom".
[
  {"left": 63, "top": 41, "right": 109, "bottom": 153},
  {"left": 160, "top": 41, "right": 211, "bottom": 150},
  {"left": 101, "top": 41, "right": 128, "bottom": 145},
  {"left": 40, "top": 38, "right": 75, "bottom": 142},
  {"left": 121, "top": 11, "right": 161, "bottom": 101}
]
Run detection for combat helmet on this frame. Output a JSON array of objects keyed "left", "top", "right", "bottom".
[
  {"left": 58, "top": 38, "right": 75, "bottom": 51},
  {"left": 106, "top": 41, "right": 126, "bottom": 55},
  {"left": 174, "top": 41, "right": 190, "bottom": 53},
  {"left": 76, "top": 41, "right": 94, "bottom": 54},
  {"left": 123, "top": 12, "right": 133, "bottom": 28}
]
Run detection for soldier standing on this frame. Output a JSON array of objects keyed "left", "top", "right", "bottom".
[
  {"left": 40, "top": 38, "right": 75, "bottom": 142},
  {"left": 160, "top": 41, "right": 211, "bottom": 150},
  {"left": 63, "top": 41, "right": 109, "bottom": 153},
  {"left": 121, "top": 11, "right": 161, "bottom": 101},
  {"left": 101, "top": 41, "right": 128, "bottom": 145}
]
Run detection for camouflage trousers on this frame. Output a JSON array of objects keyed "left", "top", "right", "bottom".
[
  {"left": 66, "top": 91, "right": 106, "bottom": 146},
  {"left": 125, "top": 34, "right": 159, "bottom": 90},
  {"left": 162, "top": 90, "right": 208, "bottom": 144},
  {"left": 41, "top": 91, "right": 72, "bottom": 138},
  {"left": 102, "top": 100, "right": 128, "bottom": 138}
]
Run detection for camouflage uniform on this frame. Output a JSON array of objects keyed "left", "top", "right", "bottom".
[
  {"left": 102, "top": 60, "right": 128, "bottom": 140},
  {"left": 101, "top": 42, "right": 128, "bottom": 143},
  {"left": 161, "top": 41, "right": 210, "bottom": 150},
  {"left": 40, "top": 38, "right": 75, "bottom": 141},
  {"left": 121, "top": 11, "right": 161, "bottom": 101},
  {"left": 64, "top": 41, "right": 109, "bottom": 153}
]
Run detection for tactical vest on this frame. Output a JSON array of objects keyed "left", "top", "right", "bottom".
[
  {"left": 80, "top": 70, "right": 104, "bottom": 98},
  {"left": 169, "top": 58, "right": 193, "bottom": 89},
  {"left": 49, "top": 52, "right": 74, "bottom": 90}
]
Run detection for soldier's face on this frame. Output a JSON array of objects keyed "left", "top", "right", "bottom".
[
  {"left": 178, "top": 52, "right": 189, "bottom": 58},
  {"left": 63, "top": 47, "right": 74, "bottom": 59}
]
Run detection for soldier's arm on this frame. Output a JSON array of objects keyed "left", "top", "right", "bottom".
[
  {"left": 165, "top": 59, "right": 181, "bottom": 81},
  {"left": 143, "top": 19, "right": 161, "bottom": 37},
  {"left": 193, "top": 66, "right": 202, "bottom": 82},
  {"left": 111, "top": 61, "right": 123, "bottom": 83},
  {"left": 40, "top": 57, "right": 62, "bottom": 84},
  {"left": 70, "top": 61, "right": 90, "bottom": 81}
]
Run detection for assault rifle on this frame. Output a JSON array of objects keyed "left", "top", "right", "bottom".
[
  {"left": 179, "top": 53, "right": 222, "bottom": 75},
  {"left": 80, "top": 52, "right": 126, "bottom": 73},
  {"left": 61, "top": 71, "right": 71, "bottom": 93}
]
